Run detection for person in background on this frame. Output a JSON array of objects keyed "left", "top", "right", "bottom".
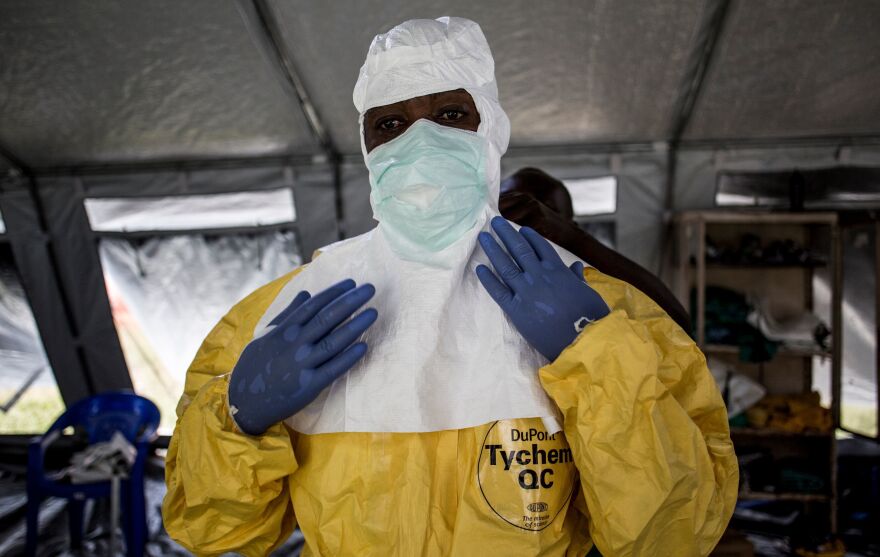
[{"left": 500, "top": 167, "right": 692, "bottom": 333}]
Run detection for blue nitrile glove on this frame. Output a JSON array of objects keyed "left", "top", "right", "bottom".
[
  {"left": 228, "top": 279, "right": 378, "bottom": 435},
  {"left": 476, "top": 216, "right": 610, "bottom": 361}
]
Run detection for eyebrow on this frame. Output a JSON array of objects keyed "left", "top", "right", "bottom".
[{"left": 366, "top": 105, "right": 405, "bottom": 117}]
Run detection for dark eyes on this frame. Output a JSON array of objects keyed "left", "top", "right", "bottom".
[
  {"left": 438, "top": 109, "right": 465, "bottom": 121},
  {"left": 377, "top": 118, "right": 403, "bottom": 131},
  {"left": 374, "top": 107, "right": 468, "bottom": 132}
]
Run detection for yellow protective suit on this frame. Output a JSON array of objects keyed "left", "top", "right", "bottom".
[{"left": 162, "top": 267, "right": 738, "bottom": 557}]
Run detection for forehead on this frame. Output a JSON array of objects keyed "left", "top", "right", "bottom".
[{"left": 365, "top": 89, "right": 475, "bottom": 114}]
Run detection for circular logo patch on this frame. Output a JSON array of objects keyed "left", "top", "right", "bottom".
[{"left": 477, "top": 420, "right": 577, "bottom": 531}]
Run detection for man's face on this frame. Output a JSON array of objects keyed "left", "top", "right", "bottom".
[{"left": 363, "top": 88, "right": 481, "bottom": 153}]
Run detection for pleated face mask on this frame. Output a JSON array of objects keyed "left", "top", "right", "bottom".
[{"left": 367, "top": 119, "right": 488, "bottom": 255}]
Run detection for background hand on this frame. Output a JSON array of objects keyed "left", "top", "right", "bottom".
[
  {"left": 228, "top": 279, "right": 378, "bottom": 435},
  {"left": 499, "top": 190, "right": 582, "bottom": 246},
  {"left": 476, "top": 216, "right": 609, "bottom": 361}
]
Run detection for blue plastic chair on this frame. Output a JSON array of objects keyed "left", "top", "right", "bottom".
[{"left": 26, "top": 391, "right": 160, "bottom": 557}]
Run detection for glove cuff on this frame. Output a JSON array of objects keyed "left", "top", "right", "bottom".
[{"left": 226, "top": 375, "right": 266, "bottom": 436}]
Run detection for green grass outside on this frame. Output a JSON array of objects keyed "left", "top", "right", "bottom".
[
  {"left": 842, "top": 404, "right": 878, "bottom": 438},
  {"left": 0, "top": 385, "right": 65, "bottom": 434}
]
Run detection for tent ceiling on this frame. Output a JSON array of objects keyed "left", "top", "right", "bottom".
[
  {"left": 270, "top": 0, "right": 702, "bottom": 154},
  {"left": 0, "top": 1, "right": 320, "bottom": 167},
  {"left": 685, "top": 0, "right": 880, "bottom": 140},
  {"left": 1, "top": 0, "right": 879, "bottom": 169}
]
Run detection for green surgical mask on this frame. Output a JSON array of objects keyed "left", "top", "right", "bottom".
[{"left": 367, "top": 119, "right": 488, "bottom": 255}]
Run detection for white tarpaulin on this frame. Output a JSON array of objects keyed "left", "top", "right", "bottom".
[{"left": 99, "top": 231, "right": 302, "bottom": 432}]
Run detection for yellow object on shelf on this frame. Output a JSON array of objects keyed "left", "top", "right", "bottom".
[
  {"left": 745, "top": 392, "right": 832, "bottom": 434},
  {"left": 794, "top": 538, "right": 845, "bottom": 557}
]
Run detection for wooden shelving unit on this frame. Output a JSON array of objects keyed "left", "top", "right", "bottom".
[
  {"left": 674, "top": 210, "right": 843, "bottom": 535},
  {"left": 730, "top": 427, "right": 832, "bottom": 439},
  {"left": 703, "top": 344, "right": 831, "bottom": 358},
  {"left": 738, "top": 491, "right": 830, "bottom": 503}
]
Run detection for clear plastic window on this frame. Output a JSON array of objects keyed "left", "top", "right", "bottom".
[
  {"left": 562, "top": 176, "right": 618, "bottom": 217},
  {"left": 840, "top": 226, "right": 878, "bottom": 437},
  {"left": 99, "top": 231, "right": 302, "bottom": 434}
]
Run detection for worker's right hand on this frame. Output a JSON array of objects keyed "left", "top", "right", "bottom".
[{"left": 228, "top": 279, "right": 378, "bottom": 436}]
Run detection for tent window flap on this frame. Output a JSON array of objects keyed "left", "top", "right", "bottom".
[{"left": 84, "top": 189, "right": 297, "bottom": 233}]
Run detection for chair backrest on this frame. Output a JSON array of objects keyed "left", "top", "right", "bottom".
[{"left": 48, "top": 392, "right": 161, "bottom": 444}]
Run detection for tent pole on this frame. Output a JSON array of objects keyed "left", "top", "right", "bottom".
[
  {"left": 246, "top": 0, "right": 345, "bottom": 238},
  {"left": 0, "top": 141, "right": 28, "bottom": 177},
  {"left": 659, "top": 0, "right": 731, "bottom": 285},
  {"left": 666, "top": 0, "right": 732, "bottom": 148},
  {"left": 21, "top": 178, "right": 97, "bottom": 397},
  {"left": 664, "top": 0, "right": 732, "bottom": 212},
  {"left": 0, "top": 147, "right": 99, "bottom": 400},
  {"left": 247, "top": 0, "right": 337, "bottom": 155}
]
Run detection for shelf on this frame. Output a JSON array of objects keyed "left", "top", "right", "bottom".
[
  {"left": 674, "top": 209, "right": 842, "bottom": 534},
  {"left": 730, "top": 427, "right": 832, "bottom": 438},
  {"left": 675, "top": 211, "right": 838, "bottom": 225},
  {"left": 696, "top": 261, "right": 827, "bottom": 269},
  {"left": 702, "top": 344, "right": 831, "bottom": 358},
  {"left": 738, "top": 491, "right": 830, "bottom": 503}
]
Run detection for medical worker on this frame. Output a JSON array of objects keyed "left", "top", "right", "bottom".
[{"left": 163, "top": 17, "right": 737, "bottom": 557}]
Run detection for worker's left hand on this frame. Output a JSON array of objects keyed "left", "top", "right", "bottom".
[{"left": 476, "top": 216, "right": 610, "bottom": 361}]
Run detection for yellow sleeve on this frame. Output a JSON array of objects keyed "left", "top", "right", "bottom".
[
  {"left": 162, "top": 269, "right": 303, "bottom": 557},
  {"left": 539, "top": 269, "right": 738, "bottom": 557}
]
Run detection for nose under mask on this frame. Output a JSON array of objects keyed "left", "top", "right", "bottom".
[
  {"left": 367, "top": 119, "right": 489, "bottom": 257},
  {"left": 392, "top": 182, "right": 442, "bottom": 209}
]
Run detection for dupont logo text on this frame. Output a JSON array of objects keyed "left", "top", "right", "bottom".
[{"left": 477, "top": 420, "right": 577, "bottom": 532}]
